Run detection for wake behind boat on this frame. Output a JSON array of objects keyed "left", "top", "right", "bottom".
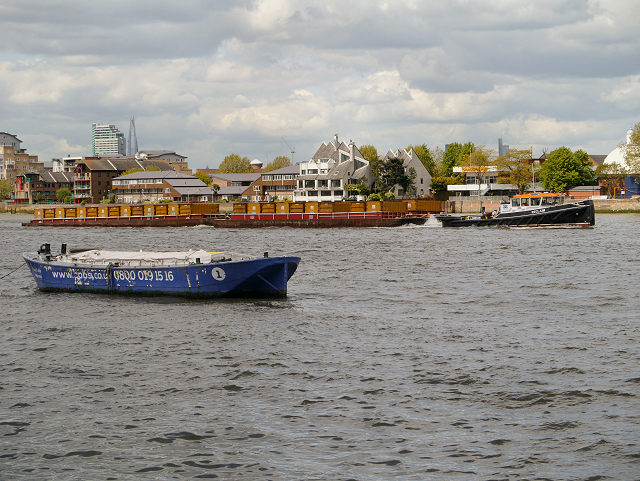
[
  {"left": 436, "top": 193, "right": 595, "bottom": 227},
  {"left": 23, "top": 244, "right": 300, "bottom": 298}
]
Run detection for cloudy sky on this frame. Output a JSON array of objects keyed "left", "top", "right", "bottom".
[{"left": 1, "top": 0, "right": 639, "bottom": 169}]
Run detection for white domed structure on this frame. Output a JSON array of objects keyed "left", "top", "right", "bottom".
[
  {"left": 603, "top": 129, "right": 633, "bottom": 168},
  {"left": 250, "top": 158, "right": 263, "bottom": 173},
  {"left": 602, "top": 127, "right": 640, "bottom": 199}
]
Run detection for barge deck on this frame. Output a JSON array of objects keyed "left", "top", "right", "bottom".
[{"left": 23, "top": 212, "right": 429, "bottom": 228}]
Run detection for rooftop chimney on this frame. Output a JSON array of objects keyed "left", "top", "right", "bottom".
[{"left": 334, "top": 133, "right": 339, "bottom": 151}]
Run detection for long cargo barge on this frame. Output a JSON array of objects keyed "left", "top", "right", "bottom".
[
  {"left": 23, "top": 200, "right": 441, "bottom": 228},
  {"left": 23, "top": 212, "right": 429, "bottom": 228}
]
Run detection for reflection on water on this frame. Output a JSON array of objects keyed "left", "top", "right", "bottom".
[{"left": 1, "top": 213, "right": 639, "bottom": 480}]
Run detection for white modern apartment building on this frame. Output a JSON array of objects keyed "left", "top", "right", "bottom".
[
  {"left": 294, "top": 134, "right": 371, "bottom": 202},
  {"left": 92, "top": 123, "right": 126, "bottom": 157}
]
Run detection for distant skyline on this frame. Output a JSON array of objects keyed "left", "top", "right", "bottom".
[{"left": 1, "top": 0, "right": 638, "bottom": 168}]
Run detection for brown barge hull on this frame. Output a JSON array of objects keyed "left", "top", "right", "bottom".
[{"left": 22, "top": 215, "right": 427, "bottom": 228}]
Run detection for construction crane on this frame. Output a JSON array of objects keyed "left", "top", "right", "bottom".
[{"left": 282, "top": 137, "right": 295, "bottom": 164}]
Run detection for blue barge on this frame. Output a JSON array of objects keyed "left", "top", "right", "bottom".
[{"left": 23, "top": 244, "right": 300, "bottom": 299}]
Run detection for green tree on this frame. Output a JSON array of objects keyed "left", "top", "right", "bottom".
[
  {"left": 217, "top": 154, "right": 252, "bottom": 173},
  {"left": 429, "top": 146, "right": 446, "bottom": 177},
  {"left": 539, "top": 147, "right": 595, "bottom": 193},
  {"left": 194, "top": 172, "right": 212, "bottom": 185},
  {"left": 56, "top": 187, "right": 71, "bottom": 203},
  {"left": 344, "top": 184, "right": 358, "bottom": 198},
  {"left": 379, "top": 157, "right": 416, "bottom": 198},
  {"left": 464, "top": 145, "right": 496, "bottom": 197},
  {"left": 621, "top": 121, "right": 640, "bottom": 177},
  {"left": 0, "top": 179, "right": 11, "bottom": 199},
  {"left": 442, "top": 142, "right": 474, "bottom": 176},
  {"left": 263, "top": 155, "right": 292, "bottom": 172},
  {"left": 359, "top": 145, "right": 379, "bottom": 164},
  {"left": 381, "top": 191, "right": 395, "bottom": 201},
  {"left": 359, "top": 144, "right": 383, "bottom": 191},
  {"left": 402, "top": 167, "right": 417, "bottom": 198},
  {"left": 430, "top": 175, "right": 463, "bottom": 194},
  {"left": 355, "top": 178, "right": 370, "bottom": 197},
  {"left": 595, "top": 162, "right": 626, "bottom": 198},
  {"left": 211, "top": 183, "right": 220, "bottom": 196},
  {"left": 407, "top": 144, "right": 436, "bottom": 176},
  {"left": 495, "top": 149, "right": 533, "bottom": 194}
]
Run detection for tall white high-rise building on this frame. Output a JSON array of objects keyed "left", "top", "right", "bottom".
[
  {"left": 92, "top": 123, "right": 126, "bottom": 157},
  {"left": 498, "top": 137, "right": 510, "bottom": 157}
]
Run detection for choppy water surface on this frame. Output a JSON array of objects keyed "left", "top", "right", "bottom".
[{"left": 1, "top": 213, "right": 639, "bottom": 480}]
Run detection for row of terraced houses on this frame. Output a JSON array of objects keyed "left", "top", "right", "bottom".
[{"left": 1, "top": 132, "right": 432, "bottom": 204}]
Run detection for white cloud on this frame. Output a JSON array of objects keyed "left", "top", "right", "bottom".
[{"left": 0, "top": 0, "right": 638, "bottom": 166}]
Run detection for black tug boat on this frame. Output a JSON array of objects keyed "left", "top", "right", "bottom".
[{"left": 436, "top": 193, "right": 595, "bottom": 228}]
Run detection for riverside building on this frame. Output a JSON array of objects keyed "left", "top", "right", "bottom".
[{"left": 92, "top": 123, "right": 126, "bottom": 157}]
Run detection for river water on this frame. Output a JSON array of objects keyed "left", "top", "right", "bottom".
[{"left": 1, "top": 213, "right": 639, "bottom": 480}]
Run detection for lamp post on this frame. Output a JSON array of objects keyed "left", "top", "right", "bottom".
[{"left": 531, "top": 161, "right": 540, "bottom": 192}]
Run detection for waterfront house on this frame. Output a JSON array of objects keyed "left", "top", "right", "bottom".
[
  {"left": 379, "top": 148, "right": 432, "bottom": 198},
  {"left": 1, "top": 143, "right": 44, "bottom": 186},
  {"left": 13, "top": 171, "right": 74, "bottom": 204},
  {"left": 294, "top": 134, "right": 371, "bottom": 202},
  {"left": 111, "top": 170, "right": 210, "bottom": 203},
  {"left": 207, "top": 173, "right": 261, "bottom": 201},
  {"left": 73, "top": 158, "right": 172, "bottom": 203},
  {"left": 136, "top": 150, "right": 191, "bottom": 175},
  {"left": 242, "top": 165, "right": 299, "bottom": 201}
]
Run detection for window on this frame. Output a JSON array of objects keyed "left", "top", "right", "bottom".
[
  {"left": 308, "top": 169, "right": 318, "bottom": 174},
  {"left": 331, "top": 180, "right": 341, "bottom": 188},
  {"left": 318, "top": 180, "right": 328, "bottom": 188},
  {"left": 301, "top": 170, "right": 306, "bottom": 175},
  {"left": 254, "top": 185, "right": 261, "bottom": 191},
  {"left": 308, "top": 190, "right": 318, "bottom": 197},
  {"left": 321, "top": 190, "right": 331, "bottom": 196}
]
